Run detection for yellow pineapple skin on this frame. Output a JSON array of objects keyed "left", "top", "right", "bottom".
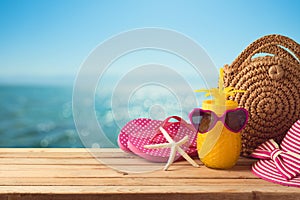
[
  {"left": 197, "top": 123, "right": 241, "bottom": 169},
  {"left": 198, "top": 100, "right": 241, "bottom": 169}
]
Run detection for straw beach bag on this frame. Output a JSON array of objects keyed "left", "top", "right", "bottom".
[{"left": 223, "top": 34, "right": 300, "bottom": 157}]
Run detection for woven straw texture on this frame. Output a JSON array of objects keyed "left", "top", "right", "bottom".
[{"left": 223, "top": 34, "right": 300, "bottom": 157}]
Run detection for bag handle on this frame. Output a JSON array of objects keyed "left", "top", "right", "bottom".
[{"left": 229, "top": 34, "right": 300, "bottom": 71}]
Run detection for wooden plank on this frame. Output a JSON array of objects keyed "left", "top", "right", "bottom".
[
  {"left": 0, "top": 158, "right": 169, "bottom": 166},
  {"left": 0, "top": 148, "right": 130, "bottom": 158},
  {"left": 0, "top": 158, "right": 178, "bottom": 166},
  {"left": 0, "top": 193, "right": 298, "bottom": 200},
  {"left": 0, "top": 177, "right": 272, "bottom": 186},
  {"left": 0, "top": 185, "right": 269, "bottom": 194},
  {"left": 0, "top": 158, "right": 100, "bottom": 165},
  {"left": 4, "top": 193, "right": 300, "bottom": 200},
  {"left": 0, "top": 150, "right": 256, "bottom": 167},
  {"left": 0, "top": 185, "right": 299, "bottom": 194},
  {"left": 0, "top": 152, "right": 123, "bottom": 158},
  {"left": 0, "top": 165, "right": 256, "bottom": 179},
  {"left": 0, "top": 157, "right": 255, "bottom": 167},
  {"left": 0, "top": 158, "right": 195, "bottom": 166},
  {"left": 253, "top": 192, "right": 300, "bottom": 200},
  {"left": 0, "top": 148, "right": 119, "bottom": 154},
  {"left": 0, "top": 193, "right": 252, "bottom": 200},
  {"left": 0, "top": 148, "right": 297, "bottom": 200},
  {"left": 0, "top": 149, "right": 258, "bottom": 164}
]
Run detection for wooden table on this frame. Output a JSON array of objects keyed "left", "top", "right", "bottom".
[{"left": 0, "top": 148, "right": 299, "bottom": 200}]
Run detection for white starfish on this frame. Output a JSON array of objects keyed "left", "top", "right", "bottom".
[{"left": 144, "top": 127, "right": 199, "bottom": 171}]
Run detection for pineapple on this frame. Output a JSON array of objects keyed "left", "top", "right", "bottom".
[{"left": 195, "top": 68, "right": 245, "bottom": 169}]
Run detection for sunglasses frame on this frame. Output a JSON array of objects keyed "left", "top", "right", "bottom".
[{"left": 188, "top": 108, "right": 249, "bottom": 134}]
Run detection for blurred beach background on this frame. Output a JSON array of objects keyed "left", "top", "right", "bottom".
[{"left": 0, "top": 0, "right": 299, "bottom": 147}]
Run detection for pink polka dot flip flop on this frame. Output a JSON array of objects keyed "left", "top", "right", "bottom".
[
  {"left": 118, "top": 116, "right": 197, "bottom": 162},
  {"left": 118, "top": 118, "right": 158, "bottom": 152}
]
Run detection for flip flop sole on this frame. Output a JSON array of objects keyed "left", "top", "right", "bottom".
[{"left": 118, "top": 117, "right": 197, "bottom": 162}]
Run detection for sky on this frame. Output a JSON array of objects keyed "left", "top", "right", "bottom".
[{"left": 0, "top": 0, "right": 299, "bottom": 85}]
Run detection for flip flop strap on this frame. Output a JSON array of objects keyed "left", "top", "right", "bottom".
[{"left": 150, "top": 116, "right": 190, "bottom": 142}]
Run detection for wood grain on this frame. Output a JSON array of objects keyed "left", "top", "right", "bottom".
[{"left": 0, "top": 148, "right": 298, "bottom": 200}]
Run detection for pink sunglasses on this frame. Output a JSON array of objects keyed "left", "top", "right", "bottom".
[{"left": 188, "top": 108, "right": 249, "bottom": 133}]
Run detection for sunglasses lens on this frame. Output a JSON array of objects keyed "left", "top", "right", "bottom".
[
  {"left": 191, "top": 110, "right": 214, "bottom": 133},
  {"left": 225, "top": 109, "right": 247, "bottom": 132}
]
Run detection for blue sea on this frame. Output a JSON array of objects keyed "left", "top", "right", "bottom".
[
  {"left": 0, "top": 85, "right": 83, "bottom": 147},
  {"left": 0, "top": 83, "right": 201, "bottom": 148}
]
